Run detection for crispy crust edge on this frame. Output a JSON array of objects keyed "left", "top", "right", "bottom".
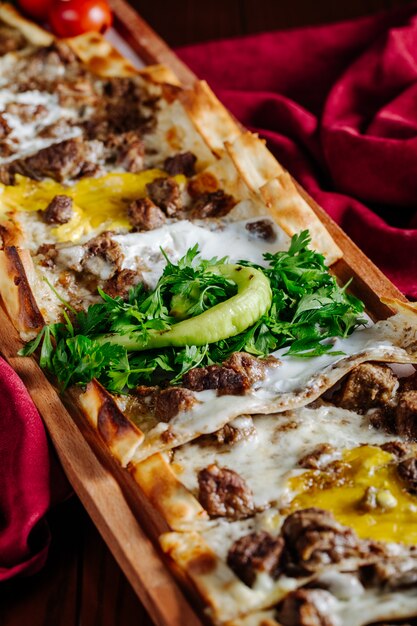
[
  {"left": 0, "top": 245, "right": 44, "bottom": 339},
  {"left": 0, "top": 3, "right": 54, "bottom": 46},
  {"left": 78, "top": 379, "right": 145, "bottom": 467}
]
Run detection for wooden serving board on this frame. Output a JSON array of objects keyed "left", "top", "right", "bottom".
[{"left": 0, "top": 2, "right": 409, "bottom": 626}]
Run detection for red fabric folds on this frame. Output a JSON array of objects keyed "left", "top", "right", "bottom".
[
  {"left": 177, "top": 3, "right": 417, "bottom": 298},
  {"left": 0, "top": 357, "right": 50, "bottom": 581}
]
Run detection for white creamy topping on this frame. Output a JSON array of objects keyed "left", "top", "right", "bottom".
[
  {"left": 54, "top": 217, "right": 290, "bottom": 284},
  {"left": 0, "top": 89, "right": 81, "bottom": 163},
  {"left": 172, "top": 405, "right": 396, "bottom": 509},
  {"left": 134, "top": 313, "right": 417, "bottom": 461}
]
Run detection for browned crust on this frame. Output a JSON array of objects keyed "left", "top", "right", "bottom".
[
  {"left": 0, "top": 245, "right": 44, "bottom": 338},
  {"left": 79, "top": 379, "right": 144, "bottom": 466},
  {"left": 130, "top": 453, "right": 209, "bottom": 531},
  {"left": 179, "top": 81, "right": 242, "bottom": 156},
  {"left": 0, "top": 3, "right": 54, "bottom": 46},
  {"left": 159, "top": 532, "right": 290, "bottom": 623}
]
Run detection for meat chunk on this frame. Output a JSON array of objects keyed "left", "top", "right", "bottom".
[
  {"left": 360, "top": 557, "right": 417, "bottom": 591},
  {"left": 105, "top": 131, "right": 145, "bottom": 173},
  {"left": 227, "top": 531, "right": 284, "bottom": 586},
  {"left": 276, "top": 589, "right": 336, "bottom": 626},
  {"left": 281, "top": 508, "right": 361, "bottom": 575},
  {"left": 183, "top": 364, "right": 249, "bottom": 396},
  {"left": 197, "top": 464, "right": 254, "bottom": 519},
  {"left": 12, "top": 138, "right": 95, "bottom": 182},
  {"left": 214, "top": 416, "right": 256, "bottom": 446},
  {"left": 164, "top": 151, "right": 197, "bottom": 177},
  {"left": 245, "top": 219, "right": 277, "bottom": 242},
  {"left": 223, "top": 352, "right": 280, "bottom": 383},
  {"left": 399, "top": 370, "right": 417, "bottom": 392},
  {"left": 334, "top": 363, "right": 397, "bottom": 413},
  {"left": 104, "top": 269, "right": 141, "bottom": 300},
  {"left": 146, "top": 176, "right": 181, "bottom": 216},
  {"left": 190, "top": 189, "right": 236, "bottom": 219},
  {"left": 154, "top": 387, "right": 196, "bottom": 422},
  {"left": 379, "top": 440, "right": 411, "bottom": 458},
  {"left": 298, "top": 444, "right": 336, "bottom": 469},
  {"left": 395, "top": 391, "right": 417, "bottom": 439},
  {"left": 0, "top": 114, "right": 11, "bottom": 139},
  {"left": 35, "top": 243, "right": 58, "bottom": 268},
  {"left": 183, "top": 352, "right": 279, "bottom": 396},
  {"left": 82, "top": 231, "right": 123, "bottom": 279},
  {"left": 397, "top": 457, "right": 417, "bottom": 493},
  {"left": 43, "top": 195, "right": 73, "bottom": 225},
  {"left": 128, "top": 197, "right": 166, "bottom": 231}
]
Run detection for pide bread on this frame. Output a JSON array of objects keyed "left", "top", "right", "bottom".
[{"left": 1, "top": 6, "right": 417, "bottom": 625}]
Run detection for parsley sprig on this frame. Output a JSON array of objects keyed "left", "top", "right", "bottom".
[{"left": 20, "top": 231, "right": 366, "bottom": 392}]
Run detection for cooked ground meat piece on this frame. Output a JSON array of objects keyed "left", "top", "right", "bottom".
[
  {"left": 128, "top": 197, "right": 166, "bottom": 231},
  {"left": 223, "top": 352, "right": 280, "bottom": 382},
  {"left": 36, "top": 243, "right": 58, "bottom": 268},
  {"left": 397, "top": 457, "right": 417, "bottom": 493},
  {"left": 282, "top": 508, "right": 362, "bottom": 575},
  {"left": 379, "top": 440, "right": 411, "bottom": 458},
  {"left": 43, "top": 195, "right": 73, "bottom": 225},
  {"left": 183, "top": 364, "right": 250, "bottom": 395},
  {"left": 399, "top": 370, "right": 417, "bottom": 392},
  {"left": 0, "top": 165, "right": 14, "bottom": 185},
  {"left": 103, "top": 269, "right": 141, "bottom": 299},
  {"left": 276, "top": 589, "right": 336, "bottom": 626},
  {"left": 0, "top": 25, "right": 26, "bottom": 55},
  {"left": 395, "top": 391, "right": 417, "bottom": 439},
  {"left": 214, "top": 416, "right": 256, "bottom": 446},
  {"left": 83, "top": 232, "right": 123, "bottom": 273},
  {"left": 146, "top": 176, "right": 181, "bottom": 216},
  {"left": 183, "top": 352, "right": 278, "bottom": 396},
  {"left": 299, "top": 444, "right": 336, "bottom": 469},
  {"left": 227, "top": 531, "right": 284, "bottom": 586},
  {"left": 163, "top": 151, "right": 197, "bottom": 177},
  {"left": 334, "top": 363, "right": 397, "bottom": 413},
  {"left": 197, "top": 464, "right": 254, "bottom": 519},
  {"left": 105, "top": 131, "right": 144, "bottom": 173},
  {"left": 245, "top": 219, "right": 277, "bottom": 242},
  {"left": 190, "top": 189, "right": 236, "bottom": 219},
  {"left": 360, "top": 558, "right": 417, "bottom": 591},
  {"left": 0, "top": 114, "right": 11, "bottom": 139},
  {"left": 104, "top": 77, "right": 138, "bottom": 99},
  {"left": 154, "top": 387, "right": 196, "bottom": 422},
  {"left": 12, "top": 138, "right": 95, "bottom": 182}
]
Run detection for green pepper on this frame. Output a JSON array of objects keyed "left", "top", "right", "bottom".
[{"left": 96, "top": 264, "right": 272, "bottom": 351}]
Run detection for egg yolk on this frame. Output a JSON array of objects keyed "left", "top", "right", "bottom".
[
  {"left": 0, "top": 171, "right": 187, "bottom": 243},
  {"left": 289, "top": 445, "right": 417, "bottom": 545}
]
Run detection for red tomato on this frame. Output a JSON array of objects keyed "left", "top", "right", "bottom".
[
  {"left": 49, "top": 0, "right": 113, "bottom": 38},
  {"left": 18, "top": 0, "right": 53, "bottom": 21}
]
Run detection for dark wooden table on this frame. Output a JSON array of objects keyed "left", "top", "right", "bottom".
[{"left": 1, "top": 0, "right": 416, "bottom": 624}]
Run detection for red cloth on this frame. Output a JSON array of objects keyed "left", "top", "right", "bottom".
[
  {"left": 0, "top": 357, "right": 50, "bottom": 581},
  {"left": 177, "top": 3, "right": 417, "bottom": 299}
]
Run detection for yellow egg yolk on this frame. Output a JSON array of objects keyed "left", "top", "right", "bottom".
[
  {"left": 289, "top": 445, "right": 417, "bottom": 545},
  {"left": 0, "top": 171, "right": 187, "bottom": 243}
]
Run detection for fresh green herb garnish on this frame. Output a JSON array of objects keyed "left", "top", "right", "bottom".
[{"left": 20, "top": 231, "right": 366, "bottom": 391}]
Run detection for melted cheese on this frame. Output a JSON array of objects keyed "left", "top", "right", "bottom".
[
  {"left": 1, "top": 170, "right": 185, "bottom": 243},
  {"left": 290, "top": 445, "right": 417, "bottom": 545},
  {"left": 171, "top": 406, "right": 396, "bottom": 511}
]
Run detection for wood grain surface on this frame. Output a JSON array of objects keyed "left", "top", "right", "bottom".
[
  {"left": 128, "top": 0, "right": 415, "bottom": 46},
  {"left": 1, "top": 2, "right": 414, "bottom": 626}
]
